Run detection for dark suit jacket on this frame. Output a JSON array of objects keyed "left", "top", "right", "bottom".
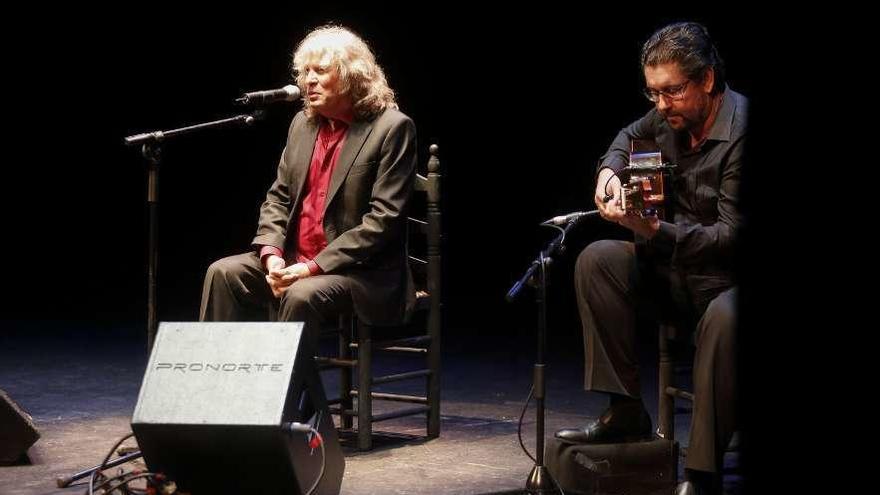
[{"left": 252, "top": 108, "right": 417, "bottom": 325}]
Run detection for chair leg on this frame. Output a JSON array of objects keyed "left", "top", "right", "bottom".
[
  {"left": 426, "top": 323, "right": 441, "bottom": 439},
  {"left": 339, "top": 316, "right": 353, "bottom": 430},
  {"left": 658, "top": 326, "right": 674, "bottom": 441},
  {"left": 357, "top": 321, "right": 372, "bottom": 451}
]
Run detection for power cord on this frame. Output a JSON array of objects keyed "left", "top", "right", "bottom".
[{"left": 285, "top": 422, "right": 326, "bottom": 495}]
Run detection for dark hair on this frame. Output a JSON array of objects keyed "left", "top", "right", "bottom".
[{"left": 641, "top": 22, "right": 726, "bottom": 94}]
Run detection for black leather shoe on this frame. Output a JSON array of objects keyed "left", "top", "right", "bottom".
[{"left": 555, "top": 403, "right": 652, "bottom": 444}]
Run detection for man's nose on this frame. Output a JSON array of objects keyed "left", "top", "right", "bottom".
[{"left": 656, "top": 94, "right": 671, "bottom": 112}]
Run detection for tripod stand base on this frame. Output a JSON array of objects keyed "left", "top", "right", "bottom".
[{"left": 526, "top": 465, "right": 559, "bottom": 494}]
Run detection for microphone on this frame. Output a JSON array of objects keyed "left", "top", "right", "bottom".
[
  {"left": 235, "top": 84, "right": 301, "bottom": 105},
  {"left": 541, "top": 210, "right": 600, "bottom": 225}
]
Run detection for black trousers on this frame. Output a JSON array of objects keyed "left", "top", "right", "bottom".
[
  {"left": 574, "top": 239, "right": 737, "bottom": 473},
  {"left": 199, "top": 252, "right": 355, "bottom": 354}
]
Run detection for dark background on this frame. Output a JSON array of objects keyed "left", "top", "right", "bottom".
[
  {"left": 3, "top": 7, "right": 761, "bottom": 335},
  {"left": 2, "top": 5, "right": 824, "bottom": 491}
]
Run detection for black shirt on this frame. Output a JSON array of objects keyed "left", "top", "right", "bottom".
[{"left": 599, "top": 86, "right": 747, "bottom": 278}]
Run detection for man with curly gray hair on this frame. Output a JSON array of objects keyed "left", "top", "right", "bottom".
[{"left": 200, "top": 25, "right": 416, "bottom": 351}]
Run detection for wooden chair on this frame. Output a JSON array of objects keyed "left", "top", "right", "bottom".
[{"left": 317, "top": 144, "right": 443, "bottom": 451}]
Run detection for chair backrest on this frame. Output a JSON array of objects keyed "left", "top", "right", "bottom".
[{"left": 407, "top": 144, "right": 442, "bottom": 323}]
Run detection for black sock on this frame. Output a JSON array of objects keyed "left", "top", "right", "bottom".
[
  {"left": 684, "top": 469, "right": 720, "bottom": 492},
  {"left": 608, "top": 392, "right": 642, "bottom": 409}
]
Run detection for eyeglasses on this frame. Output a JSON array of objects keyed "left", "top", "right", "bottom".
[{"left": 643, "top": 80, "right": 690, "bottom": 103}]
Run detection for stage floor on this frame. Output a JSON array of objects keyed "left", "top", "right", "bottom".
[{"left": 0, "top": 324, "right": 739, "bottom": 494}]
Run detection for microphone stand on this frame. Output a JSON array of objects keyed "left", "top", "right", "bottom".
[
  {"left": 507, "top": 219, "right": 580, "bottom": 494},
  {"left": 124, "top": 111, "right": 263, "bottom": 353}
]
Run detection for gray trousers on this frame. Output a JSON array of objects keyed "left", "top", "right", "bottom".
[
  {"left": 575, "top": 240, "right": 737, "bottom": 473},
  {"left": 199, "top": 252, "right": 354, "bottom": 353}
]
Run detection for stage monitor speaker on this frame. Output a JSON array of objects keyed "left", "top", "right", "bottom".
[
  {"left": 131, "top": 322, "right": 343, "bottom": 494},
  {"left": 0, "top": 388, "right": 40, "bottom": 464}
]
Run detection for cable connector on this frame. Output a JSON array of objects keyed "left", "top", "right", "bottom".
[
  {"left": 284, "top": 421, "right": 312, "bottom": 433},
  {"left": 309, "top": 435, "right": 322, "bottom": 449}
]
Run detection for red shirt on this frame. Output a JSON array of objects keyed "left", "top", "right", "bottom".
[{"left": 260, "top": 120, "right": 348, "bottom": 274}]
